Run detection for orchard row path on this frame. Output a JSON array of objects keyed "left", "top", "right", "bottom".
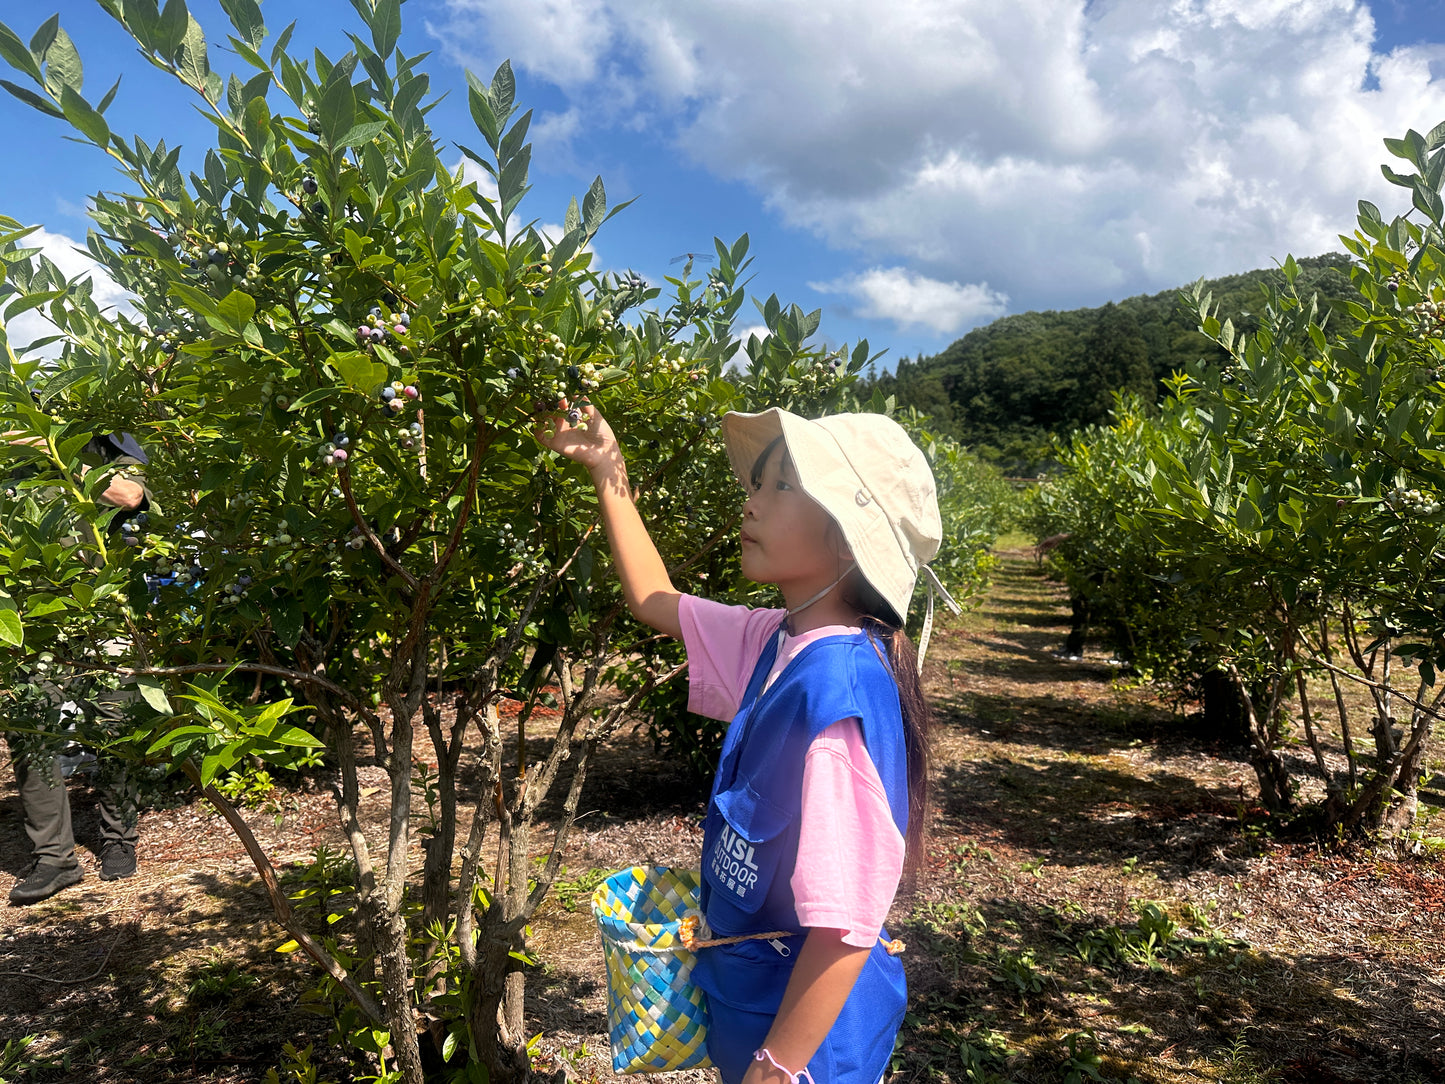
[{"left": 1, "top": 550, "right": 1442, "bottom": 1082}]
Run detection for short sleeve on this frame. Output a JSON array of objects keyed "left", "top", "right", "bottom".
[
  {"left": 791, "top": 719, "right": 906, "bottom": 946},
  {"left": 677, "top": 594, "right": 787, "bottom": 721}
]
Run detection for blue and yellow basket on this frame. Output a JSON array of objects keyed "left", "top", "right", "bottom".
[{"left": 591, "top": 866, "right": 713, "bottom": 1073}]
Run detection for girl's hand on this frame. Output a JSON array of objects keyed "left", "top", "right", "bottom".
[{"left": 534, "top": 400, "right": 621, "bottom": 476}]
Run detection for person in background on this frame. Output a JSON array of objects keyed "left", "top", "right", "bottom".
[{"left": 6, "top": 431, "right": 151, "bottom": 905}]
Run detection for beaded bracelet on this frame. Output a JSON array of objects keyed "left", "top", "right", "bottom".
[{"left": 753, "top": 1047, "right": 816, "bottom": 1084}]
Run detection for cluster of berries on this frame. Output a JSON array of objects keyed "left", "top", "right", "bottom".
[
  {"left": 263, "top": 521, "right": 301, "bottom": 571},
  {"left": 319, "top": 433, "right": 350, "bottom": 468},
  {"left": 380, "top": 380, "right": 419, "bottom": 415},
  {"left": 153, "top": 555, "right": 204, "bottom": 586},
  {"left": 1383, "top": 485, "right": 1441, "bottom": 515},
  {"left": 259, "top": 378, "right": 288, "bottom": 410},
  {"left": 394, "top": 421, "right": 423, "bottom": 450},
  {"left": 1386, "top": 273, "right": 1403, "bottom": 293},
  {"left": 220, "top": 574, "right": 253, "bottom": 606},
  {"left": 1406, "top": 297, "right": 1445, "bottom": 337},
  {"left": 346, "top": 524, "right": 367, "bottom": 551},
  {"left": 358, "top": 306, "right": 412, "bottom": 355},
  {"left": 497, "top": 520, "right": 544, "bottom": 571},
  {"left": 119, "top": 511, "right": 149, "bottom": 548}
]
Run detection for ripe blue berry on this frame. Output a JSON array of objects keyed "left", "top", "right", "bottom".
[
  {"left": 381, "top": 386, "right": 397, "bottom": 401},
  {"left": 302, "top": 176, "right": 318, "bottom": 195}
]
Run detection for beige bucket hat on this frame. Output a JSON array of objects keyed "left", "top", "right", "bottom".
[{"left": 721, "top": 407, "right": 961, "bottom": 669}]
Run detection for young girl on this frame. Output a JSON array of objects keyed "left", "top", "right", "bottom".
[{"left": 540, "top": 402, "right": 955, "bottom": 1084}]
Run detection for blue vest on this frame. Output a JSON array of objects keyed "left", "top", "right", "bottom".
[{"left": 694, "top": 618, "right": 910, "bottom": 1084}]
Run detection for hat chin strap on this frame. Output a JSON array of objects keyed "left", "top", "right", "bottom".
[
  {"left": 784, "top": 567, "right": 855, "bottom": 631},
  {"left": 916, "top": 565, "right": 962, "bottom": 675}
]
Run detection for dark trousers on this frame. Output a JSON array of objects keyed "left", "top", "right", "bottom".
[
  {"left": 6, "top": 678, "right": 139, "bottom": 867},
  {"left": 13, "top": 754, "right": 137, "bottom": 866}
]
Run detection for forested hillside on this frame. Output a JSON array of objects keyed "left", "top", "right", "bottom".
[{"left": 861, "top": 254, "right": 1358, "bottom": 468}]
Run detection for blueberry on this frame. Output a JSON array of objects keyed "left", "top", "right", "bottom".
[
  {"left": 566, "top": 408, "right": 582, "bottom": 425},
  {"left": 567, "top": 365, "right": 580, "bottom": 382},
  {"left": 207, "top": 248, "right": 224, "bottom": 264},
  {"left": 334, "top": 448, "right": 348, "bottom": 462},
  {"left": 403, "top": 385, "right": 418, "bottom": 399},
  {"left": 370, "top": 306, "right": 382, "bottom": 318},
  {"left": 399, "top": 313, "right": 411, "bottom": 327},
  {"left": 335, "top": 433, "right": 349, "bottom": 446},
  {"left": 302, "top": 176, "right": 318, "bottom": 195},
  {"left": 238, "top": 575, "right": 252, "bottom": 587},
  {"left": 310, "top": 201, "right": 325, "bottom": 215},
  {"left": 381, "top": 386, "right": 396, "bottom": 401}
]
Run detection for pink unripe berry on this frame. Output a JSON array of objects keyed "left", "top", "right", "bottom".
[
  {"left": 334, "top": 448, "right": 348, "bottom": 462},
  {"left": 357, "top": 325, "right": 370, "bottom": 338},
  {"left": 393, "top": 324, "right": 406, "bottom": 335},
  {"left": 403, "top": 385, "right": 418, "bottom": 399}
]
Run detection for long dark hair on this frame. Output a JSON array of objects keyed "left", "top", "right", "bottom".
[{"left": 749, "top": 436, "right": 933, "bottom": 886}]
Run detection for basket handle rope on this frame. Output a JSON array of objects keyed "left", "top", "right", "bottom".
[{"left": 680, "top": 912, "right": 904, "bottom": 956}]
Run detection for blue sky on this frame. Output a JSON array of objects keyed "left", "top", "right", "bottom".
[{"left": 3, "top": 0, "right": 1445, "bottom": 370}]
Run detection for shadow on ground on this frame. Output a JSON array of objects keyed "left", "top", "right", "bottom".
[{"left": 895, "top": 892, "right": 1445, "bottom": 1084}]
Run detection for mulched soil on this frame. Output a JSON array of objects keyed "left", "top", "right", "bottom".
[{"left": 2, "top": 551, "right": 1443, "bottom": 1083}]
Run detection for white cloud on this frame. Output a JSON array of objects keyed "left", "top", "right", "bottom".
[
  {"left": 432, "top": 0, "right": 1445, "bottom": 318},
  {"left": 5, "top": 228, "right": 133, "bottom": 358},
  {"left": 811, "top": 268, "right": 1008, "bottom": 335}
]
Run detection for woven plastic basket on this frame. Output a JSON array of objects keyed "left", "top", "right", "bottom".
[{"left": 592, "top": 866, "right": 713, "bottom": 1073}]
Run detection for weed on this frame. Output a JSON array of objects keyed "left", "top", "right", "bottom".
[
  {"left": 551, "top": 867, "right": 611, "bottom": 913},
  {"left": 993, "top": 947, "right": 1047, "bottom": 995},
  {"left": 185, "top": 954, "right": 258, "bottom": 1004},
  {"left": 0, "top": 1035, "right": 67, "bottom": 1083}
]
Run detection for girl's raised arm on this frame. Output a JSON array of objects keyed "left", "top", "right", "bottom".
[{"left": 536, "top": 401, "right": 683, "bottom": 640}]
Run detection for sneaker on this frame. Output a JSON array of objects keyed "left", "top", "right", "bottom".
[
  {"left": 99, "top": 843, "right": 137, "bottom": 881},
  {"left": 9, "top": 861, "right": 83, "bottom": 904}
]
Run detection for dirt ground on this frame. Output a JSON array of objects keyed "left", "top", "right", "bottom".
[{"left": 2, "top": 551, "right": 1443, "bottom": 1083}]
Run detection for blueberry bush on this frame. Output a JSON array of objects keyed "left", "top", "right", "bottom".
[
  {"left": 0, "top": 3, "right": 1005, "bottom": 1081},
  {"left": 1032, "top": 123, "right": 1445, "bottom": 838}
]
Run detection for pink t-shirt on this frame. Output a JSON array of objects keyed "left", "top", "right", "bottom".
[{"left": 679, "top": 594, "right": 906, "bottom": 947}]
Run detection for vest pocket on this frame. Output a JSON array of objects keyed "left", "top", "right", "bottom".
[{"left": 703, "top": 781, "right": 793, "bottom": 915}]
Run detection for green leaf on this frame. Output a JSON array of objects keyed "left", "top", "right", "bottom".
[
  {"left": 371, "top": 0, "right": 401, "bottom": 58},
  {"left": 1236, "top": 500, "right": 1261, "bottom": 533},
  {"left": 28, "top": 15, "right": 58, "bottom": 67},
  {"left": 243, "top": 94, "right": 271, "bottom": 150},
  {"left": 318, "top": 74, "right": 356, "bottom": 147},
  {"left": 341, "top": 119, "right": 387, "bottom": 148},
  {"left": 41, "top": 27, "right": 81, "bottom": 94},
  {"left": 0, "top": 78, "right": 63, "bottom": 118},
  {"left": 1381, "top": 163, "right": 1415, "bottom": 189},
  {"left": 1358, "top": 199, "right": 1382, "bottom": 223},
  {"left": 0, "top": 608, "right": 22, "bottom": 647},
  {"left": 489, "top": 59, "right": 515, "bottom": 119},
  {"left": 218, "top": 0, "right": 265, "bottom": 49},
  {"left": 156, "top": 0, "right": 189, "bottom": 61},
  {"left": 60, "top": 84, "right": 109, "bottom": 145},
  {"left": 467, "top": 79, "right": 500, "bottom": 149},
  {"left": 216, "top": 288, "right": 256, "bottom": 331},
  {"left": 1385, "top": 398, "right": 1413, "bottom": 441},
  {"left": 581, "top": 175, "right": 606, "bottom": 235},
  {"left": 333, "top": 351, "right": 389, "bottom": 393},
  {"left": 136, "top": 676, "right": 174, "bottom": 714},
  {"left": 178, "top": 14, "right": 209, "bottom": 88},
  {"left": 498, "top": 108, "right": 531, "bottom": 167},
  {"left": 0, "top": 23, "right": 44, "bottom": 81}
]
